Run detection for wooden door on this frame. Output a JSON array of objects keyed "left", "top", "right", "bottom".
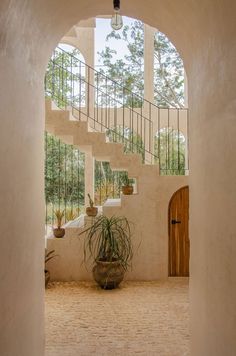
[{"left": 168, "top": 186, "right": 189, "bottom": 276}]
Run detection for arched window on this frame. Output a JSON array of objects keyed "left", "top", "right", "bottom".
[{"left": 45, "top": 43, "right": 86, "bottom": 108}]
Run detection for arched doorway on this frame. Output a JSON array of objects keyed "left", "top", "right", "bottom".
[{"left": 168, "top": 185, "right": 189, "bottom": 276}]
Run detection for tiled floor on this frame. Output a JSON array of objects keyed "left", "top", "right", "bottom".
[{"left": 45, "top": 278, "right": 189, "bottom": 356}]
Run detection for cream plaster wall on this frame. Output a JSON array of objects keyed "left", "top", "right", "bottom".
[
  {"left": 62, "top": 25, "right": 95, "bottom": 67},
  {"left": 0, "top": 2, "right": 46, "bottom": 355},
  {"left": 1, "top": 1, "right": 236, "bottom": 356},
  {"left": 47, "top": 175, "right": 188, "bottom": 282}
]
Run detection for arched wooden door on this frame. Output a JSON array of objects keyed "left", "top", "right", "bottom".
[{"left": 168, "top": 186, "right": 189, "bottom": 276}]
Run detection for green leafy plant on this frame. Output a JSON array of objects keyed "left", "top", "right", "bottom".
[
  {"left": 79, "top": 215, "right": 133, "bottom": 271},
  {"left": 45, "top": 249, "right": 57, "bottom": 265}
]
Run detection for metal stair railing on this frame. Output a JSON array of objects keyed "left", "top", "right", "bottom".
[{"left": 45, "top": 46, "right": 188, "bottom": 172}]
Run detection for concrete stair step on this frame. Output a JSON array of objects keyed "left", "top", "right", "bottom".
[
  {"left": 45, "top": 99, "right": 158, "bottom": 191},
  {"left": 92, "top": 142, "right": 124, "bottom": 161},
  {"left": 110, "top": 153, "right": 142, "bottom": 171}
]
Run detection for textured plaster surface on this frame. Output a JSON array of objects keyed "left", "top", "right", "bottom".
[
  {"left": 1, "top": 1, "right": 236, "bottom": 355},
  {"left": 45, "top": 279, "right": 189, "bottom": 356}
]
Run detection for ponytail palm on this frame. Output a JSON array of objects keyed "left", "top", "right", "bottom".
[{"left": 79, "top": 215, "right": 133, "bottom": 271}]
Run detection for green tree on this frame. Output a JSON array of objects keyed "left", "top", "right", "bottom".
[
  {"left": 154, "top": 128, "right": 186, "bottom": 175},
  {"left": 97, "top": 20, "right": 184, "bottom": 108},
  {"left": 154, "top": 31, "right": 184, "bottom": 108},
  {"left": 45, "top": 46, "right": 85, "bottom": 108},
  {"left": 97, "top": 21, "right": 144, "bottom": 107},
  {"left": 45, "top": 132, "right": 85, "bottom": 223}
]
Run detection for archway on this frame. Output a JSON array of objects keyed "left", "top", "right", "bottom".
[
  {"left": 43, "top": 8, "right": 190, "bottom": 356},
  {"left": 2, "top": 1, "right": 236, "bottom": 356}
]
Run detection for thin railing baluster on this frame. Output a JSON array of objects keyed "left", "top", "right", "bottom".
[
  {"left": 77, "top": 149, "right": 80, "bottom": 215},
  {"left": 177, "top": 109, "right": 180, "bottom": 172},
  {"left": 167, "top": 108, "right": 170, "bottom": 172},
  {"left": 71, "top": 144, "right": 74, "bottom": 213},
  {"left": 149, "top": 102, "right": 151, "bottom": 154},
  {"left": 187, "top": 109, "right": 189, "bottom": 172},
  {"left": 105, "top": 76, "right": 108, "bottom": 128},
  {"left": 79, "top": 61, "right": 82, "bottom": 120},
  {"left": 45, "top": 132, "right": 48, "bottom": 230},
  {"left": 96, "top": 73, "right": 99, "bottom": 128},
  {"left": 64, "top": 143, "right": 67, "bottom": 222},
  {"left": 87, "top": 67, "right": 90, "bottom": 119},
  {"left": 99, "top": 161, "right": 102, "bottom": 206},
  {"left": 52, "top": 135, "right": 55, "bottom": 226},
  {"left": 158, "top": 108, "right": 160, "bottom": 166}
]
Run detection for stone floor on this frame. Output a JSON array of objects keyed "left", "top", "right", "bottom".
[{"left": 45, "top": 278, "right": 189, "bottom": 356}]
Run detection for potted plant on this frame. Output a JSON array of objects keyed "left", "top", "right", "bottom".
[
  {"left": 53, "top": 209, "right": 65, "bottom": 238},
  {"left": 121, "top": 173, "right": 134, "bottom": 195},
  {"left": 86, "top": 193, "right": 98, "bottom": 217},
  {"left": 79, "top": 215, "right": 133, "bottom": 289},
  {"left": 45, "top": 249, "right": 57, "bottom": 287}
]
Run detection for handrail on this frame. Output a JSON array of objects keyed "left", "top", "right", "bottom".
[
  {"left": 57, "top": 46, "right": 146, "bottom": 106},
  {"left": 48, "top": 60, "right": 154, "bottom": 125},
  {"left": 45, "top": 46, "right": 189, "bottom": 171},
  {"left": 57, "top": 46, "right": 184, "bottom": 111}
]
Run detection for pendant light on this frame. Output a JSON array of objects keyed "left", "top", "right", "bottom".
[{"left": 111, "top": 0, "right": 123, "bottom": 30}]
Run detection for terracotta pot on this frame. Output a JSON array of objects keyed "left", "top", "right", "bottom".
[
  {"left": 92, "top": 259, "right": 125, "bottom": 289},
  {"left": 53, "top": 227, "right": 65, "bottom": 238},
  {"left": 86, "top": 206, "right": 98, "bottom": 217},
  {"left": 45, "top": 270, "right": 50, "bottom": 288},
  {"left": 122, "top": 185, "right": 133, "bottom": 195}
]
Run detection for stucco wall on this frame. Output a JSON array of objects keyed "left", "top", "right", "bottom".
[
  {"left": 0, "top": 2, "right": 46, "bottom": 355},
  {"left": 0, "top": 1, "right": 236, "bottom": 355},
  {"left": 47, "top": 177, "right": 188, "bottom": 281}
]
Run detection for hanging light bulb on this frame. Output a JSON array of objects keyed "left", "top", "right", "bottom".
[{"left": 111, "top": 0, "right": 123, "bottom": 30}]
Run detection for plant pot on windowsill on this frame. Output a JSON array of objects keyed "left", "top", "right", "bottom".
[
  {"left": 53, "top": 227, "right": 65, "bottom": 238},
  {"left": 122, "top": 185, "right": 134, "bottom": 195},
  {"left": 86, "top": 206, "right": 98, "bottom": 217}
]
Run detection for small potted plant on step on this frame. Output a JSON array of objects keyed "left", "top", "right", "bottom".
[
  {"left": 79, "top": 215, "right": 133, "bottom": 289},
  {"left": 86, "top": 193, "right": 98, "bottom": 217},
  {"left": 121, "top": 173, "right": 134, "bottom": 195},
  {"left": 53, "top": 209, "right": 65, "bottom": 238}
]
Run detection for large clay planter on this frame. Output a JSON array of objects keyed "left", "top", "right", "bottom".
[
  {"left": 122, "top": 185, "right": 133, "bottom": 195},
  {"left": 53, "top": 227, "right": 65, "bottom": 238},
  {"left": 92, "top": 259, "right": 125, "bottom": 289},
  {"left": 86, "top": 206, "right": 98, "bottom": 217}
]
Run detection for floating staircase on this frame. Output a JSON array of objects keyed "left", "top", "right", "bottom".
[
  {"left": 45, "top": 98, "right": 159, "bottom": 186},
  {"left": 45, "top": 46, "right": 188, "bottom": 169}
]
